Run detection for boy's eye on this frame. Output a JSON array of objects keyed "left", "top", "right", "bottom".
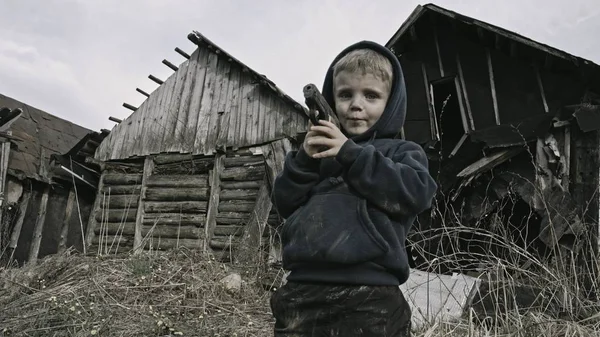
[
  {"left": 337, "top": 91, "right": 352, "bottom": 99},
  {"left": 365, "top": 91, "right": 380, "bottom": 100}
]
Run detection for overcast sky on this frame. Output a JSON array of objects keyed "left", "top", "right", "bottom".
[{"left": 1, "top": 0, "right": 598, "bottom": 132}]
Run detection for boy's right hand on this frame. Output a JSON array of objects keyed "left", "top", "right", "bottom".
[{"left": 303, "top": 130, "right": 322, "bottom": 158}]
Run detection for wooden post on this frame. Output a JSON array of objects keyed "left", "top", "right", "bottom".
[
  {"left": 235, "top": 178, "right": 272, "bottom": 265},
  {"left": 486, "top": 48, "right": 500, "bottom": 125},
  {"left": 204, "top": 154, "right": 224, "bottom": 252},
  {"left": 86, "top": 171, "right": 107, "bottom": 248},
  {"left": 57, "top": 188, "right": 76, "bottom": 254},
  {"left": 28, "top": 185, "right": 50, "bottom": 263},
  {"left": 0, "top": 138, "right": 10, "bottom": 238},
  {"left": 8, "top": 189, "right": 31, "bottom": 251},
  {"left": 133, "top": 156, "right": 154, "bottom": 254}
]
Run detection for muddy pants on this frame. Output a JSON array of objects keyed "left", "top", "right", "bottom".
[{"left": 270, "top": 281, "right": 412, "bottom": 337}]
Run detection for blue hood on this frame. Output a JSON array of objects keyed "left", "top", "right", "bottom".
[{"left": 321, "top": 40, "right": 407, "bottom": 142}]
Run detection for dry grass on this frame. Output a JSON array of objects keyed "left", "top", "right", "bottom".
[{"left": 0, "top": 248, "right": 281, "bottom": 337}]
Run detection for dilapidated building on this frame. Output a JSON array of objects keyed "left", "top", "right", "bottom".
[
  {"left": 386, "top": 4, "right": 600, "bottom": 274},
  {"left": 0, "top": 94, "right": 105, "bottom": 265},
  {"left": 88, "top": 31, "right": 308, "bottom": 261}
]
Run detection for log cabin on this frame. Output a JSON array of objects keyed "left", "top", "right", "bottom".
[
  {"left": 0, "top": 93, "right": 105, "bottom": 265},
  {"left": 386, "top": 4, "right": 600, "bottom": 276},
  {"left": 89, "top": 31, "right": 309, "bottom": 262}
]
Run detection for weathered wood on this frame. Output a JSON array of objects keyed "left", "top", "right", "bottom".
[
  {"left": 163, "top": 59, "right": 189, "bottom": 152},
  {"left": 143, "top": 213, "right": 206, "bottom": 226},
  {"left": 28, "top": 185, "right": 50, "bottom": 263},
  {"left": 95, "top": 209, "right": 138, "bottom": 223},
  {"left": 142, "top": 224, "right": 202, "bottom": 239},
  {"left": 171, "top": 48, "right": 200, "bottom": 152},
  {"left": 8, "top": 190, "right": 31, "bottom": 249},
  {"left": 86, "top": 171, "right": 107, "bottom": 247},
  {"left": 235, "top": 180, "right": 273, "bottom": 264},
  {"left": 216, "top": 64, "right": 241, "bottom": 151},
  {"left": 456, "top": 53, "right": 475, "bottom": 131},
  {"left": 103, "top": 173, "right": 143, "bottom": 185},
  {"left": 94, "top": 222, "right": 136, "bottom": 236},
  {"left": 210, "top": 237, "right": 239, "bottom": 250},
  {"left": 486, "top": 48, "right": 500, "bottom": 125},
  {"left": 145, "top": 188, "right": 209, "bottom": 201},
  {"left": 146, "top": 174, "right": 208, "bottom": 188},
  {"left": 204, "top": 154, "right": 223, "bottom": 251},
  {"left": 175, "top": 47, "right": 190, "bottom": 59},
  {"left": 205, "top": 57, "right": 231, "bottom": 154},
  {"left": 145, "top": 238, "right": 200, "bottom": 251},
  {"left": 91, "top": 234, "right": 133, "bottom": 249},
  {"left": 109, "top": 116, "right": 123, "bottom": 123},
  {"left": 99, "top": 194, "right": 140, "bottom": 209},
  {"left": 136, "top": 88, "right": 150, "bottom": 97},
  {"left": 143, "top": 69, "right": 172, "bottom": 156},
  {"left": 213, "top": 225, "right": 246, "bottom": 237},
  {"left": 193, "top": 50, "right": 219, "bottom": 153},
  {"left": 220, "top": 180, "right": 262, "bottom": 189},
  {"left": 220, "top": 189, "right": 259, "bottom": 201},
  {"left": 220, "top": 166, "right": 265, "bottom": 181},
  {"left": 145, "top": 201, "right": 208, "bottom": 214},
  {"left": 102, "top": 185, "right": 142, "bottom": 195},
  {"left": 184, "top": 47, "right": 210, "bottom": 151},
  {"left": 162, "top": 59, "right": 179, "bottom": 71},
  {"left": 134, "top": 157, "right": 154, "bottom": 253},
  {"left": 149, "top": 74, "right": 164, "bottom": 85},
  {"left": 122, "top": 103, "right": 137, "bottom": 112},
  {"left": 222, "top": 156, "right": 264, "bottom": 168},
  {"left": 218, "top": 200, "right": 255, "bottom": 213},
  {"left": 216, "top": 212, "right": 250, "bottom": 225}
]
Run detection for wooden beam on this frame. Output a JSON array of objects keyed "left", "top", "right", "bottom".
[
  {"left": 421, "top": 64, "right": 439, "bottom": 141},
  {"left": 455, "top": 54, "right": 475, "bottom": 131},
  {"left": 204, "top": 154, "right": 224, "bottom": 252},
  {"left": 57, "top": 188, "right": 76, "bottom": 254},
  {"left": 433, "top": 27, "right": 444, "bottom": 78},
  {"left": 162, "top": 59, "right": 179, "bottom": 71},
  {"left": 8, "top": 189, "right": 31, "bottom": 250},
  {"left": 148, "top": 74, "right": 164, "bottom": 85},
  {"left": 136, "top": 88, "right": 150, "bottom": 98},
  {"left": 453, "top": 77, "right": 470, "bottom": 133},
  {"left": 235, "top": 176, "right": 271, "bottom": 264},
  {"left": 175, "top": 47, "right": 190, "bottom": 60},
  {"left": 109, "top": 116, "right": 123, "bottom": 123},
  {"left": 85, "top": 171, "right": 107, "bottom": 248},
  {"left": 122, "top": 103, "right": 137, "bottom": 112},
  {"left": 486, "top": 48, "right": 500, "bottom": 125},
  {"left": 133, "top": 157, "right": 154, "bottom": 254},
  {"left": 28, "top": 185, "right": 50, "bottom": 263},
  {"left": 535, "top": 64, "right": 549, "bottom": 113}
]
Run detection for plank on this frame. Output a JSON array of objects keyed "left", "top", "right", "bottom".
[
  {"left": 266, "top": 94, "right": 276, "bottom": 142},
  {"left": 237, "top": 72, "right": 253, "bottom": 149},
  {"left": 142, "top": 224, "right": 202, "bottom": 239},
  {"left": 99, "top": 194, "right": 140, "bottom": 209},
  {"left": 249, "top": 83, "right": 261, "bottom": 144},
  {"left": 193, "top": 50, "right": 219, "bottom": 154},
  {"left": 223, "top": 155, "right": 264, "bottom": 168},
  {"left": 143, "top": 213, "right": 206, "bottom": 226},
  {"left": 28, "top": 185, "right": 50, "bottom": 263},
  {"left": 213, "top": 225, "right": 246, "bottom": 237},
  {"left": 217, "top": 64, "right": 241, "bottom": 151},
  {"left": 86, "top": 171, "right": 107, "bottom": 248},
  {"left": 184, "top": 47, "right": 210, "bottom": 150},
  {"left": 235, "top": 181, "right": 272, "bottom": 264},
  {"left": 220, "top": 180, "right": 262, "bottom": 189},
  {"left": 144, "top": 72, "right": 173, "bottom": 156},
  {"left": 203, "top": 154, "right": 223, "bottom": 252},
  {"left": 94, "top": 222, "right": 136, "bottom": 236},
  {"left": 170, "top": 49, "right": 200, "bottom": 153},
  {"left": 218, "top": 200, "right": 255, "bottom": 213},
  {"left": 103, "top": 174, "right": 143, "bottom": 185},
  {"left": 163, "top": 60, "right": 190, "bottom": 152},
  {"left": 220, "top": 166, "right": 265, "bottom": 181},
  {"left": 244, "top": 78, "right": 257, "bottom": 146},
  {"left": 132, "top": 86, "right": 156, "bottom": 157},
  {"left": 102, "top": 185, "right": 142, "bottom": 195},
  {"left": 8, "top": 190, "right": 31, "bottom": 249},
  {"left": 205, "top": 58, "right": 231, "bottom": 154},
  {"left": 144, "top": 238, "right": 201, "bottom": 251},
  {"left": 133, "top": 157, "right": 154, "bottom": 253},
  {"left": 228, "top": 66, "right": 246, "bottom": 149},
  {"left": 220, "top": 189, "right": 259, "bottom": 201}
]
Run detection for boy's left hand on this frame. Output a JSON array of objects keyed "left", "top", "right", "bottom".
[{"left": 307, "top": 120, "right": 348, "bottom": 159}]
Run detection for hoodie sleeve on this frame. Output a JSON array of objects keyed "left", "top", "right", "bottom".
[
  {"left": 271, "top": 147, "right": 321, "bottom": 219},
  {"left": 336, "top": 139, "right": 437, "bottom": 217}
]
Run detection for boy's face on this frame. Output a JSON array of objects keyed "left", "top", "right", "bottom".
[{"left": 332, "top": 70, "right": 390, "bottom": 136}]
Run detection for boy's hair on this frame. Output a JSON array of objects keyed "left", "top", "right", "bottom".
[{"left": 333, "top": 49, "right": 393, "bottom": 90}]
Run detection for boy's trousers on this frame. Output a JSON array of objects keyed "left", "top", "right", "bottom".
[{"left": 270, "top": 281, "right": 412, "bottom": 337}]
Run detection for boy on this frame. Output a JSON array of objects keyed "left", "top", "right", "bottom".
[{"left": 270, "top": 41, "right": 437, "bottom": 336}]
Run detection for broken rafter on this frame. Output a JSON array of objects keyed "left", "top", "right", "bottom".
[
  {"left": 136, "top": 88, "right": 150, "bottom": 98},
  {"left": 175, "top": 47, "right": 190, "bottom": 60},
  {"left": 109, "top": 116, "right": 123, "bottom": 123},
  {"left": 122, "top": 103, "right": 137, "bottom": 112},
  {"left": 162, "top": 59, "right": 179, "bottom": 71},
  {"left": 149, "top": 74, "right": 164, "bottom": 85}
]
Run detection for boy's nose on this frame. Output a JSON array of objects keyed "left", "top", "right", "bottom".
[{"left": 349, "top": 96, "right": 363, "bottom": 110}]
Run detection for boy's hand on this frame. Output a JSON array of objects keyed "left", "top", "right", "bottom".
[{"left": 306, "top": 120, "right": 348, "bottom": 159}]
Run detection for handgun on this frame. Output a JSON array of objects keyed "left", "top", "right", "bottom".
[{"left": 303, "top": 83, "right": 340, "bottom": 128}]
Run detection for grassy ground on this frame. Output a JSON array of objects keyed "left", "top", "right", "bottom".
[{"left": 1, "top": 247, "right": 600, "bottom": 336}]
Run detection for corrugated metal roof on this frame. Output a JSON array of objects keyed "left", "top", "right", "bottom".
[{"left": 0, "top": 93, "right": 92, "bottom": 181}]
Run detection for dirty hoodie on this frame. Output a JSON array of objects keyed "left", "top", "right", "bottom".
[{"left": 272, "top": 41, "right": 437, "bottom": 286}]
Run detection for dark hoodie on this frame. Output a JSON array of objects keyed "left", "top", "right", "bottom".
[{"left": 272, "top": 41, "right": 437, "bottom": 286}]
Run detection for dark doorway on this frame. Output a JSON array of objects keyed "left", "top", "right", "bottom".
[{"left": 430, "top": 77, "right": 468, "bottom": 159}]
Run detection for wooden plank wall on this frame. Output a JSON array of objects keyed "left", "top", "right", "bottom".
[{"left": 95, "top": 45, "right": 309, "bottom": 162}]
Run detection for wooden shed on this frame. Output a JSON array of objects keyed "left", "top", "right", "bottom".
[
  {"left": 89, "top": 31, "right": 309, "bottom": 260},
  {"left": 385, "top": 4, "right": 600, "bottom": 274},
  {"left": 0, "top": 93, "right": 105, "bottom": 266}
]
